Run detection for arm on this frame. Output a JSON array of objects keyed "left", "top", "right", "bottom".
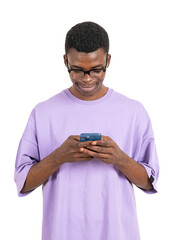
[
  {"left": 21, "top": 151, "right": 62, "bottom": 194},
  {"left": 79, "top": 136, "right": 153, "bottom": 191},
  {"left": 114, "top": 151, "right": 153, "bottom": 191},
  {"left": 20, "top": 135, "right": 93, "bottom": 194}
]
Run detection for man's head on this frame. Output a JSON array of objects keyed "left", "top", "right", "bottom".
[{"left": 64, "top": 21, "right": 111, "bottom": 100}]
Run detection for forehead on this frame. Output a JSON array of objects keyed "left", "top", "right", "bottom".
[{"left": 67, "top": 48, "right": 107, "bottom": 67}]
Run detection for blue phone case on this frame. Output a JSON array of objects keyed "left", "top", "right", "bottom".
[{"left": 80, "top": 133, "right": 101, "bottom": 142}]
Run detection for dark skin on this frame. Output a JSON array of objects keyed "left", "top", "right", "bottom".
[
  {"left": 21, "top": 48, "right": 152, "bottom": 194},
  {"left": 64, "top": 48, "right": 111, "bottom": 101},
  {"left": 78, "top": 136, "right": 153, "bottom": 190}
]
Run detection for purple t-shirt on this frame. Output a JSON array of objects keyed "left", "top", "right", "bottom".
[{"left": 14, "top": 87, "right": 159, "bottom": 240}]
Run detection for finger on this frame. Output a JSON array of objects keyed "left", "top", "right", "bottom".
[
  {"left": 77, "top": 156, "right": 94, "bottom": 159},
  {"left": 77, "top": 158, "right": 93, "bottom": 162},
  {"left": 69, "top": 135, "right": 80, "bottom": 141},
  {"left": 84, "top": 145, "right": 112, "bottom": 154},
  {"left": 101, "top": 135, "right": 112, "bottom": 141},
  {"left": 73, "top": 152, "right": 94, "bottom": 159},
  {"left": 91, "top": 140, "right": 112, "bottom": 147},
  {"left": 80, "top": 147, "right": 109, "bottom": 159},
  {"left": 78, "top": 141, "right": 93, "bottom": 148}
]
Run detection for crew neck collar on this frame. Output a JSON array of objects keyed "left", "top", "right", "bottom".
[{"left": 64, "top": 87, "right": 113, "bottom": 105}]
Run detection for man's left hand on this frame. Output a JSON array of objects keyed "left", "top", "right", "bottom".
[{"left": 79, "top": 135, "right": 124, "bottom": 165}]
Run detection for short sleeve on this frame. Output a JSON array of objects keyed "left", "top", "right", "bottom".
[
  {"left": 136, "top": 106, "right": 159, "bottom": 194},
  {"left": 138, "top": 137, "right": 159, "bottom": 193},
  {"left": 14, "top": 108, "right": 40, "bottom": 197}
]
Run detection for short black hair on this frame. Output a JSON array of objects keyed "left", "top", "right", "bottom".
[{"left": 65, "top": 21, "right": 109, "bottom": 54}]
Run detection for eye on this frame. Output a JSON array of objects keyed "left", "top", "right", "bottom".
[
  {"left": 91, "top": 69, "right": 102, "bottom": 73},
  {"left": 72, "top": 69, "right": 82, "bottom": 73}
]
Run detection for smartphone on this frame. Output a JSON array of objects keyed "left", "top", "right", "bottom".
[{"left": 80, "top": 133, "right": 101, "bottom": 142}]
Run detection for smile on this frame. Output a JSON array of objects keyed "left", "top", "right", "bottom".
[{"left": 79, "top": 84, "right": 96, "bottom": 92}]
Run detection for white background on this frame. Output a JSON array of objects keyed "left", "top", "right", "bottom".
[{"left": 0, "top": 0, "right": 177, "bottom": 239}]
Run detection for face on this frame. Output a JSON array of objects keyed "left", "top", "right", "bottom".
[{"left": 64, "top": 48, "right": 111, "bottom": 100}]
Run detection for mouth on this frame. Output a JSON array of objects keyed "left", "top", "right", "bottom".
[{"left": 78, "top": 84, "right": 96, "bottom": 92}]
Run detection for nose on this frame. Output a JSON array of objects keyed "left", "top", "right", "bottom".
[{"left": 81, "top": 73, "right": 93, "bottom": 82}]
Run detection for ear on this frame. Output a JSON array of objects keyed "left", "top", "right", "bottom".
[
  {"left": 63, "top": 54, "right": 68, "bottom": 68},
  {"left": 106, "top": 54, "right": 111, "bottom": 68}
]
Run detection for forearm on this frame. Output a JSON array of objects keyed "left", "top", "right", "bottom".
[
  {"left": 21, "top": 151, "right": 63, "bottom": 194},
  {"left": 116, "top": 151, "right": 153, "bottom": 191}
]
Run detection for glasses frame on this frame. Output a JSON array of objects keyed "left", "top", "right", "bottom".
[{"left": 66, "top": 53, "right": 108, "bottom": 78}]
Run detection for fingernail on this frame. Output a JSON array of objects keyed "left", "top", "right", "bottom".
[
  {"left": 92, "top": 142, "right": 96, "bottom": 145},
  {"left": 80, "top": 148, "right": 84, "bottom": 152}
]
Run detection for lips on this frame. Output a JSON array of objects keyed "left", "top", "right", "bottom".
[
  {"left": 79, "top": 84, "right": 96, "bottom": 92},
  {"left": 80, "top": 85, "right": 94, "bottom": 88}
]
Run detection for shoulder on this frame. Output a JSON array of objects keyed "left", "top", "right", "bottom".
[
  {"left": 111, "top": 89, "right": 153, "bottom": 134},
  {"left": 32, "top": 89, "right": 68, "bottom": 113},
  {"left": 111, "top": 88, "right": 148, "bottom": 116}
]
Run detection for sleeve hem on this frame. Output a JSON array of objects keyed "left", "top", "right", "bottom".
[
  {"left": 139, "top": 163, "right": 158, "bottom": 194},
  {"left": 14, "top": 164, "right": 34, "bottom": 197}
]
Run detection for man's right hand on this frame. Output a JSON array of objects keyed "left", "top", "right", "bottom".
[
  {"left": 52, "top": 135, "right": 94, "bottom": 165},
  {"left": 20, "top": 135, "right": 94, "bottom": 194}
]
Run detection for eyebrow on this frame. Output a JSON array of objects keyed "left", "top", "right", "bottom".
[{"left": 70, "top": 64, "right": 104, "bottom": 69}]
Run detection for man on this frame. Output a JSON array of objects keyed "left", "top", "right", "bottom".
[{"left": 14, "top": 21, "right": 159, "bottom": 240}]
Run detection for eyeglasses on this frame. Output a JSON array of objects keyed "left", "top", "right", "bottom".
[{"left": 66, "top": 54, "right": 108, "bottom": 80}]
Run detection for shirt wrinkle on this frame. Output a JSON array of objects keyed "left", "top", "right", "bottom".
[
  {"left": 14, "top": 87, "right": 159, "bottom": 240},
  {"left": 22, "top": 137, "right": 38, "bottom": 148}
]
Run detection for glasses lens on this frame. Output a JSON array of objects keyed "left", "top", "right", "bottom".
[
  {"left": 90, "top": 69, "right": 104, "bottom": 78},
  {"left": 70, "top": 70, "right": 84, "bottom": 80}
]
